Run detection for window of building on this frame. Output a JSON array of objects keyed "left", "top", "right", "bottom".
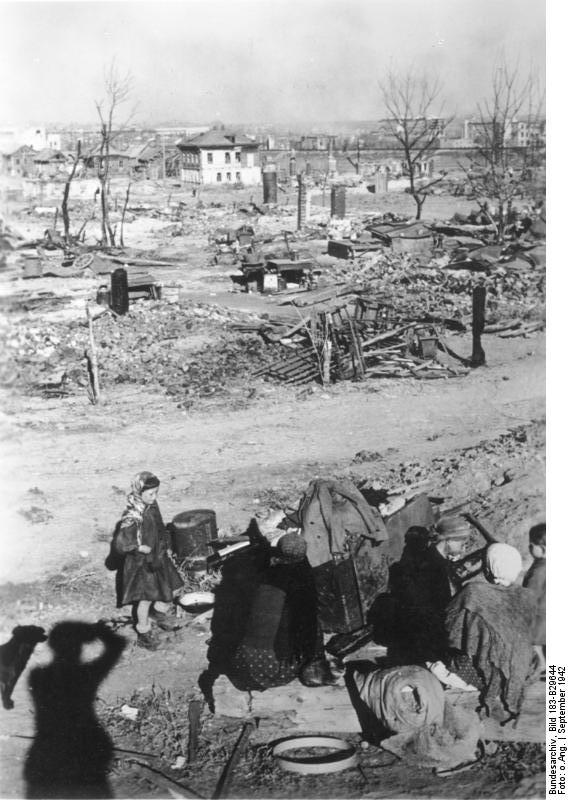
[
  {"left": 235, "top": 151, "right": 241, "bottom": 163},
  {"left": 118, "top": 159, "right": 123, "bottom": 168},
  {"left": 216, "top": 172, "right": 222, "bottom": 182},
  {"left": 235, "top": 171, "right": 241, "bottom": 182},
  {"left": 226, "top": 172, "right": 232, "bottom": 181},
  {"left": 225, "top": 152, "right": 231, "bottom": 164},
  {"left": 207, "top": 152, "right": 213, "bottom": 164}
]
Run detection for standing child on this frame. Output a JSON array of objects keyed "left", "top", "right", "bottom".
[
  {"left": 522, "top": 522, "right": 546, "bottom": 674},
  {"left": 115, "top": 471, "right": 183, "bottom": 650}
]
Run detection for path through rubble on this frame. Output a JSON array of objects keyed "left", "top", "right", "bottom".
[{"left": 0, "top": 331, "right": 544, "bottom": 584}]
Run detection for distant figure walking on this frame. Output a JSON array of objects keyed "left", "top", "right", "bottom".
[{"left": 24, "top": 621, "right": 125, "bottom": 799}]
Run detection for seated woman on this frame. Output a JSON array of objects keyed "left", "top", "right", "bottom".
[
  {"left": 369, "top": 515, "right": 491, "bottom": 662},
  {"left": 227, "top": 533, "right": 335, "bottom": 692},
  {"left": 427, "top": 542, "right": 535, "bottom": 721},
  {"left": 378, "top": 526, "right": 452, "bottom": 662}
]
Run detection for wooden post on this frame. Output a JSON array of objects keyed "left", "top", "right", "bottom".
[
  {"left": 212, "top": 720, "right": 255, "bottom": 799},
  {"left": 86, "top": 304, "right": 101, "bottom": 404},
  {"left": 187, "top": 699, "right": 201, "bottom": 764},
  {"left": 471, "top": 283, "right": 486, "bottom": 367},
  {"left": 119, "top": 183, "right": 131, "bottom": 248},
  {"left": 322, "top": 312, "right": 332, "bottom": 385},
  {"left": 297, "top": 174, "right": 307, "bottom": 230},
  {"left": 323, "top": 340, "right": 332, "bottom": 385}
]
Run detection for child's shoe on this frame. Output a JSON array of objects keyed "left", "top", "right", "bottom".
[
  {"left": 149, "top": 608, "right": 182, "bottom": 631},
  {"left": 137, "top": 629, "right": 161, "bottom": 650}
]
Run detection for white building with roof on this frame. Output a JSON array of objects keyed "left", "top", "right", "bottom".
[{"left": 177, "top": 130, "right": 261, "bottom": 185}]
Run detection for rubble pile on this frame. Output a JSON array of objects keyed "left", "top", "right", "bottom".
[
  {"left": 310, "top": 212, "right": 546, "bottom": 324},
  {"left": 321, "top": 250, "right": 545, "bottom": 324},
  {"left": 1, "top": 301, "right": 273, "bottom": 405},
  {"left": 354, "top": 422, "right": 544, "bottom": 512}
]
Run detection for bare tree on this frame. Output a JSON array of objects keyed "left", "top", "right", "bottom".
[
  {"left": 379, "top": 70, "right": 450, "bottom": 219},
  {"left": 94, "top": 60, "right": 135, "bottom": 247},
  {"left": 462, "top": 61, "right": 545, "bottom": 241},
  {"left": 61, "top": 141, "right": 82, "bottom": 245}
]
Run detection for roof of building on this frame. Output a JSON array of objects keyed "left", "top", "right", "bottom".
[
  {"left": 177, "top": 130, "right": 259, "bottom": 149},
  {"left": 2, "top": 144, "right": 35, "bottom": 157},
  {"left": 84, "top": 147, "right": 134, "bottom": 159},
  {"left": 125, "top": 142, "right": 158, "bottom": 160},
  {"left": 33, "top": 148, "right": 67, "bottom": 162}
]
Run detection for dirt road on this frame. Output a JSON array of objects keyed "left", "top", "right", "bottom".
[
  {"left": 0, "top": 185, "right": 546, "bottom": 799},
  {"left": 0, "top": 331, "right": 544, "bottom": 585}
]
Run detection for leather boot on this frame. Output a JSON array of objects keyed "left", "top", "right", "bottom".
[{"left": 300, "top": 657, "right": 341, "bottom": 687}]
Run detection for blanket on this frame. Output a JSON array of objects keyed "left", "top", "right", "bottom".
[{"left": 445, "top": 582, "right": 535, "bottom": 717}]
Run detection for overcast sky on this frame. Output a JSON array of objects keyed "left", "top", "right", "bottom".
[{"left": 0, "top": 0, "right": 545, "bottom": 127}]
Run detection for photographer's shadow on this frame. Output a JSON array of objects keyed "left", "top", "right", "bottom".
[{"left": 24, "top": 621, "right": 126, "bottom": 799}]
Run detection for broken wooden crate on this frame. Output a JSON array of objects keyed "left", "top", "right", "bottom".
[{"left": 253, "top": 297, "right": 464, "bottom": 384}]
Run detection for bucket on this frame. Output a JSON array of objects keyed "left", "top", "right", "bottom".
[
  {"left": 419, "top": 336, "right": 438, "bottom": 360},
  {"left": 170, "top": 510, "right": 217, "bottom": 572}
]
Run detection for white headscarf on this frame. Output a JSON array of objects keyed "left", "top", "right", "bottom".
[{"left": 486, "top": 543, "right": 523, "bottom": 586}]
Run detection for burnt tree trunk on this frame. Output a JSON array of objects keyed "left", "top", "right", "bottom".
[
  {"left": 471, "top": 284, "right": 487, "bottom": 367},
  {"left": 119, "top": 182, "right": 131, "bottom": 247},
  {"left": 62, "top": 141, "right": 81, "bottom": 245}
]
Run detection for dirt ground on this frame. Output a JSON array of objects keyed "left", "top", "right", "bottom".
[{"left": 0, "top": 181, "right": 546, "bottom": 798}]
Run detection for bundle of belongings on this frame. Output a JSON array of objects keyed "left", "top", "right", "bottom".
[{"left": 353, "top": 664, "right": 481, "bottom": 769}]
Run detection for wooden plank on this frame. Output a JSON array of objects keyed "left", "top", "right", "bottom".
[
  {"left": 361, "top": 325, "right": 414, "bottom": 349},
  {"left": 206, "top": 673, "right": 543, "bottom": 744},
  {"left": 212, "top": 721, "right": 255, "bottom": 800}
]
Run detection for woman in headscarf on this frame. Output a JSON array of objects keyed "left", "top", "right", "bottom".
[
  {"left": 427, "top": 542, "right": 535, "bottom": 721},
  {"left": 114, "top": 471, "right": 183, "bottom": 649}
]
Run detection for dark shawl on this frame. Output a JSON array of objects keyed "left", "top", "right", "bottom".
[
  {"left": 241, "top": 559, "right": 319, "bottom": 664},
  {"left": 445, "top": 582, "right": 535, "bottom": 717},
  {"left": 115, "top": 503, "right": 183, "bottom": 605}
]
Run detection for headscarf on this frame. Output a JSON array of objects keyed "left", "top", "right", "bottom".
[
  {"left": 120, "top": 471, "right": 160, "bottom": 544},
  {"left": 485, "top": 542, "right": 522, "bottom": 586},
  {"left": 276, "top": 533, "right": 307, "bottom": 562}
]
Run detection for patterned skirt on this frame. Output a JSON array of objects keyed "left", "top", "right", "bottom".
[{"left": 229, "top": 643, "right": 301, "bottom": 691}]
